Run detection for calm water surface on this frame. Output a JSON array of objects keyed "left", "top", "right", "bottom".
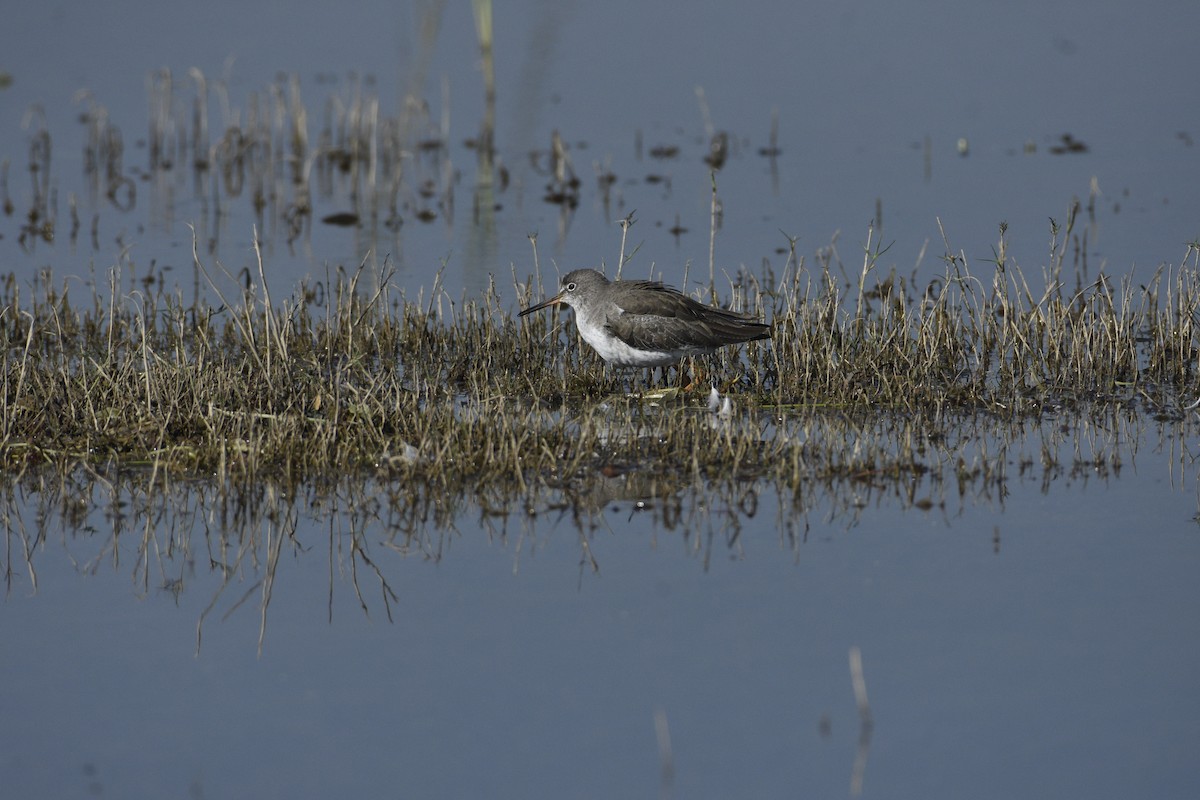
[
  {"left": 3, "top": 415, "right": 1199, "bottom": 798},
  {"left": 2, "top": 1, "right": 1199, "bottom": 797},
  {"left": 1, "top": 0, "right": 1197, "bottom": 301}
]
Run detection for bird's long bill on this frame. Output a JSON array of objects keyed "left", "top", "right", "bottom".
[{"left": 518, "top": 293, "right": 564, "bottom": 317}]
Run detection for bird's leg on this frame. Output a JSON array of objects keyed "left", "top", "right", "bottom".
[{"left": 681, "top": 356, "right": 709, "bottom": 392}]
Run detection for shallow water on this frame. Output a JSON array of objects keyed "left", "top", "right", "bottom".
[
  {"left": 2, "top": 0, "right": 1197, "bottom": 303},
  {"left": 3, "top": 413, "right": 1199, "bottom": 798},
  {"left": 2, "top": 1, "right": 1199, "bottom": 797}
]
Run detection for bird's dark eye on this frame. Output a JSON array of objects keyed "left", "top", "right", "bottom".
[{"left": 566, "top": 282, "right": 577, "bottom": 292}]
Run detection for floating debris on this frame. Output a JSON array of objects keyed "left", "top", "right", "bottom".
[
  {"left": 321, "top": 211, "right": 359, "bottom": 226},
  {"left": 1049, "top": 133, "right": 1089, "bottom": 154}
]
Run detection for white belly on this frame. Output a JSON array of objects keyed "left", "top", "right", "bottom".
[{"left": 579, "top": 326, "right": 679, "bottom": 366}]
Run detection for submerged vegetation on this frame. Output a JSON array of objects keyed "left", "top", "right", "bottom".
[{"left": 0, "top": 400, "right": 1163, "bottom": 654}]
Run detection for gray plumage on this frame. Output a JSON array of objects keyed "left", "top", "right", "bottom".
[{"left": 520, "top": 268, "right": 770, "bottom": 367}]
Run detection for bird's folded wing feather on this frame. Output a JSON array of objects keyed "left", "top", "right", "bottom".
[{"left": 606, "top": 284, "right": 769, "bottom": 351}]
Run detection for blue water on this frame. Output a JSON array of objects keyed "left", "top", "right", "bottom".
[
  {"left": 3, "top": 414, "right": 1199, "bottom": 798},
  {"left": 2, "top": 1, "right": 1199, "bottom": 797},
  {"left": 1, "top": 0, "right": 1197, "bottom": 303}
]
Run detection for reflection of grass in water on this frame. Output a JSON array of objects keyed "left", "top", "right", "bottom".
[
  {"left": 10, "top": 28, "right": 536, "bottom": 258},
  {"left": 0, "top": 403, "right": 1165, "bottom": 654},
  {"left": 1, "top": 226, "right": 1196, "bottom": 494}
]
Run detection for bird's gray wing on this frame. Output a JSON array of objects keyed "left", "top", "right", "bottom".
[{"left": 606, "top": 285, "right": 770, "bottom": 351}]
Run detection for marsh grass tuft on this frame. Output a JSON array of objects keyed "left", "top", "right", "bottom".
[{"left": 1, "top": 228, "right": 1197, "bottom": 499}]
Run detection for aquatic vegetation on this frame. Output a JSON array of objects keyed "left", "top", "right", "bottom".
[
  {"left": 1, "top": 229, "right": 1196, "bottom": 499},
  {"left": 0, "top": 399, "right": 1169, "bottom": 654}
]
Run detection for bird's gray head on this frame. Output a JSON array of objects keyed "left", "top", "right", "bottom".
[{"left": 519, "top": 268, "right": 609, "bottom": 315}]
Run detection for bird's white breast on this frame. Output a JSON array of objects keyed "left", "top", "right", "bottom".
[{"left": 574, "top": 304, "right": 677, "bottom": 367}]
